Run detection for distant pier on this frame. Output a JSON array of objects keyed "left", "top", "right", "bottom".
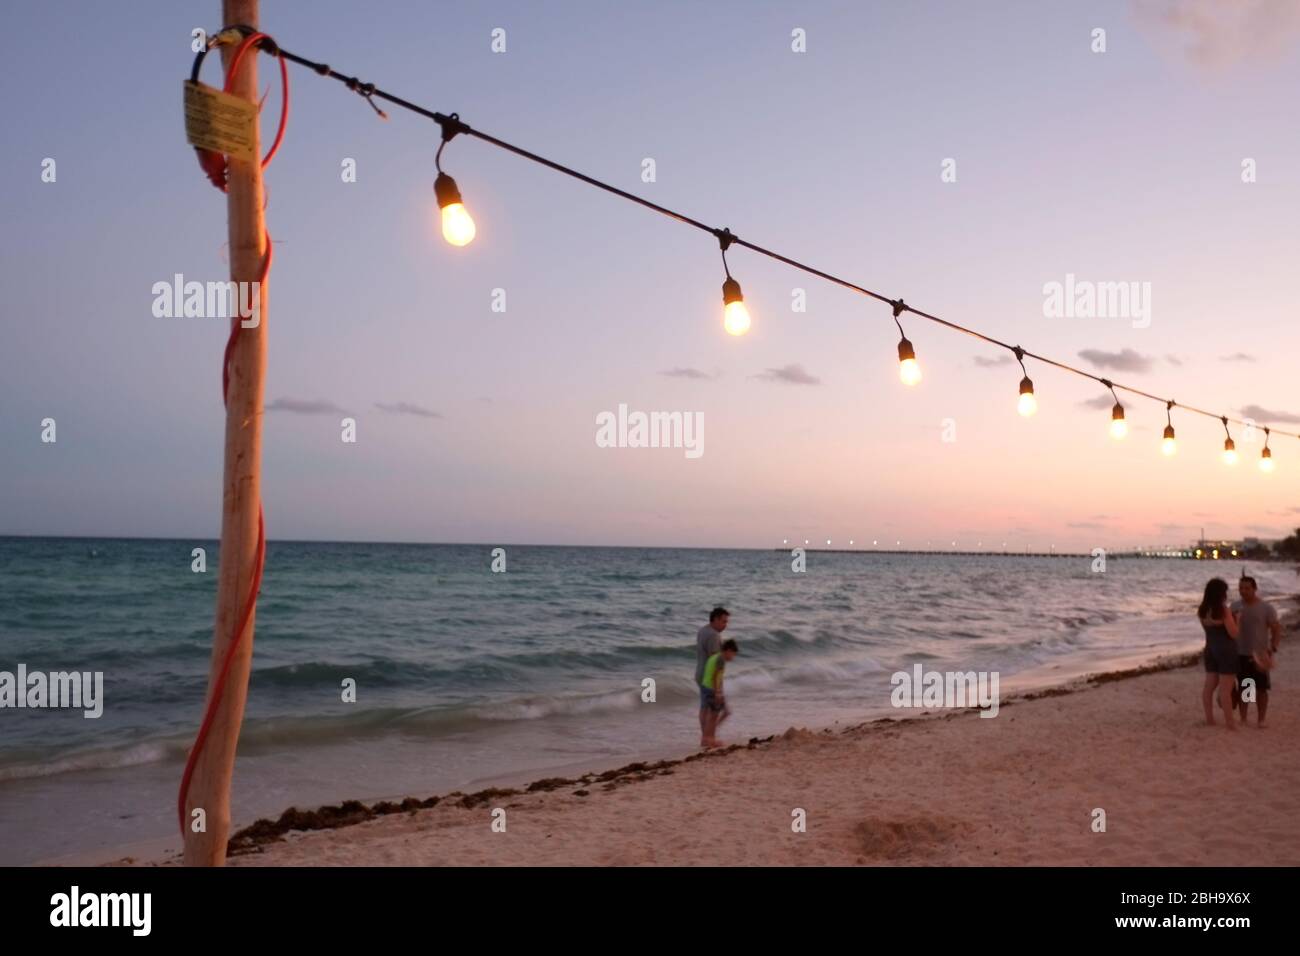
[{"left": 771, "top": 548, "right": 1222, "bottom": 560}]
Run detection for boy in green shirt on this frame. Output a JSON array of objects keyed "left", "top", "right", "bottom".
[{"left": 699, "top": 638, "right": 738, "bottom": 748}]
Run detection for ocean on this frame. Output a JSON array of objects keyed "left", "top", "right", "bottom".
[{"left": 0, "top": 536, "right": 1291, "bottom": 865}]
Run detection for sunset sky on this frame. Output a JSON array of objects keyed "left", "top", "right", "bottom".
[{"left": 3, "top": 0, "right": 1298, "bottom": 549}]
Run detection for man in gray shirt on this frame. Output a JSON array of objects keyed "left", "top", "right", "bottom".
[
  {"left": 695, "top": 607, "right": 730, "bottom": 744},
  {"left": 1232, "top": 575, "right": 1283, "bottom": 727}
]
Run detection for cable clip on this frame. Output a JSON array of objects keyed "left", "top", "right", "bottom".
[
  {"left": 438, "top": 112, "right": 470, "bottom": 142},
  {"left": 344, "top": 76, "right": 388, "bottom": 119},
  {"left": 208, "top": 27, "right": 245, "bottom": 49},
  {"left": 359, "top": 84, "right": 387, "bottom": 119}
]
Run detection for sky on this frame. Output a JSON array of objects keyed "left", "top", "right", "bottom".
[{"left": 2, "top": 0, "right": 1299, "bottom": 550}]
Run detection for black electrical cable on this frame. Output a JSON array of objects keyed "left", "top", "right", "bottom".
[{"left": 189, "top": 28, "right": 1300, "bottom": 442}]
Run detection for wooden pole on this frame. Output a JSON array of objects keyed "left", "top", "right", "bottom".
[{"left": 183, "top": 0, "right": 266, "bottom": 866}]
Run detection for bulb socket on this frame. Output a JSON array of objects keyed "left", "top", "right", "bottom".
[
  {"left": 1263, "top": 446, "right": 1273, "bottom": 459},
  {"left": 721, "top": 277, "right": 744, "bottom": 305},
  {"left": 1163, "top": 424, "right": 1176, "bottom": 441},
  {"left": 897, "top": 337, "right": 916, "bottom": 363},
  {"left": 1111, "top": 402, "right": 1125, "bottom": 421},
  {"left": 1018, "top": 375, "right": 1034, "bottom": 396},
  {"left": 434, "top": 172, "right": 463, "bottom": 208},
  {"left": 1224, "top": 437, "right": 1236, "bottom": 452}
]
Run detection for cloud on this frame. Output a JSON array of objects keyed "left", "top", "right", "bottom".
[
  {"left": 1221, "top": 352, "right": 1256, "bottom": 363},
  {"left": 972, "top": 354, "right": 1013, "bottom": 368},
  {"left": 375, "top": 402, "right": 442, "bottom": 419},
  {"left": 1239, "top": 404, "right": 1300, "bottom": 424},
  {"left": 267, "top": 398, "right": 346, "bottom": 415},
  {"left": 1165, "top": 354, "right": 1184, "bottom": 367},
  {"left": 1078, "top": 348, "right": 1153, "bottom": 373},
  {"left": 1131, "top": 0, "right": 1300, "bottom": 70},
  {"left": 1079, "top": 395, "right": 1119, "bottom": 410},
  {"left": 660, "top": 367, "right": 715, "bottom": 380},
  {"left": 1067, "top": 521, "right": 1106, "bottom": 530},
  {"left": 752, "top": 363, "right": 821, "bottom": 386}
]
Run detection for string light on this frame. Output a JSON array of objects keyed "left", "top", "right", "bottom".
[
  {"left": 196, "top": 30, "right": 1300, "bottom": 467},
  {"left": 434, "top": 114, "right": 476, "bottom": 246},
  {"left": 716, "top": 229, "right": 751, "bottom": 336},
  {"left": 892, "top": 300, "right": 921, "bottom": 385},
  {"left": 1162, "top": 401, "right": 1177, "bottom": 456},
  {"left": 1102, "top": 379, "right": 1126, "bottom": 439},
  {"left": 1220, "top": 417, "right": 1238, "bottom": 465},
  {"left": 1260, "top": 428, "right": 1275, "bottom": 472},
  {"left": 1014, "top": 347, "right": 1036, "bottom": 417}
]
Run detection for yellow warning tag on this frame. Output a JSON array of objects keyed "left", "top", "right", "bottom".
[{"left": 183, "top": 81, "right": 257, "bottom": 163}]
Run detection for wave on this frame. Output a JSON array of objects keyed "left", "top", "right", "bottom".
[
  {"left": 0, "top": 652, "right": 896, "bottom": 782},
  {"left": 0, "top": 739, "right": 188, "bottom": 782}
]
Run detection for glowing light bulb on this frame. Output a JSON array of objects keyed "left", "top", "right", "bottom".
[
  {"left": 1017, "top": 376, "right": 1037, "bottom": 417},
  {"left": 441, "top": 202, "right": 476, "bottom": 246},
  {"left": 1260, "top": 448, "right": 1275, "bottom": 472},
  {"left": 1222, "top": 438, "right": 1237, "bottom": 466},
  {"left": 1162, "top": 424, "right": 1177, "bottom": 456},
  {"left": 723, "top": 301, "right": 751, "bottom": 336},
  {"left": 434, "top": 173, "right": 475, "bottom": 246},
  {"left": 1109, "top": 402, "right": 1127, "bottom": 440},
  {"left": 721, "top": 278, "right": 750, "bottom": 336},
  {"left": 897, "top": 337, "right": 921, "bottom": 385}
]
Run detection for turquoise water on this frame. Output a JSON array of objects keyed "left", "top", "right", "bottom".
[{"left": 0, "top": 536, "right": 1291, "bottom": 864}]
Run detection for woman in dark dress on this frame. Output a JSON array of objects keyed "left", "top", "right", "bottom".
[{"left": 1199, "top": 578, "right": 1240, "bottom": 730}]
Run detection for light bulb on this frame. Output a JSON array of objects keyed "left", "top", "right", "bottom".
[
  {"left": 1260, "top": 451, "right": 1275, "bottom": 473},
  {"left": 441, "top": 202, "right": 476, "bottom": 246},
  {"left": 1017, "top": 376, "right": 1036, "bottom": 417},
  {"left": 1110, "top": 402, "right": 1126, "bottom": 439},
  {"left": 897, "top": 338, "right": 921, "bottom": 385},
  {"left": 1162, "top": 424, "right": 1177, "bottom": 456},
  {"left": 723, "top": 300, "right": 751, "bottom": 336},
  {"left": 1222, "top": 438, "right": 1237, "bottom": 466},
  {"left": 434, "top": 172, "right": 475, "bottom": 246},
  {"left": 721, "top": 278, "right": 750, "bottom": 336}
]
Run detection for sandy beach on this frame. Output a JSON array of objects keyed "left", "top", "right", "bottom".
[{"left": 107, "top": 599, "right": 1297, "bottom": 867}]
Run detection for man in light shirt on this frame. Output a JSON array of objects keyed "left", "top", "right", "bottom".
[{"left": 1232, "top": 576, "right": 1282, "bottom": 728}]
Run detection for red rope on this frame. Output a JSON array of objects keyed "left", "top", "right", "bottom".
[{"left": 178, "top": 31, "right": 287, "bottom": 838}]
